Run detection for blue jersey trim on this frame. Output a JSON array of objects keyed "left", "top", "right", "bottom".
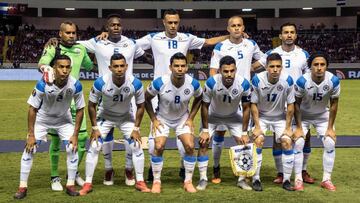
[
  {"left": 331, "top": 75, "right": 340, "bottom": 88},
  {"left": 251, "top": 75, "right": 260, "bottom": 88},
  {"left": 302, "top": 50, "right": 310, "bottom": 59},
  {"left": 241, "top": 79, "right": 251, "bottom": 91},
  {"left": 296, "top": 76, "right": 307, "bottom": 89},
  {"left": 265, "top": 49, "right": 273, "bottom": 56},
  {"left": 214, "top": 43, "right": 223, "bottom": 51},
  {"left": 248, "top": 39, "right": 256, "bottom": 46},
  {"left": 36, "top": 79, "right": 46, "bottom": 93},
  {"left": 286, "top": 76, "right": 294, "bottom": 86},
  {"left": 191, "top": 78, "right": 200, "bottom": 91},
  {"left": 94, "top": 77, "right": 105, "bottom": 92},
  {"left": 206, "top": 76, "right": 216, "bottom": 90},
  {"left": 152, "top": 77, "right": 164, "bottom": 91},
  {"left": 74, "top": 80, "right": 83, "bottom": 94},
  {"left": 149, "top": 32, "right": 158, "bottom": 38},
  {"left": 132, "top": 78, "right": 143, "bottom": 91}
]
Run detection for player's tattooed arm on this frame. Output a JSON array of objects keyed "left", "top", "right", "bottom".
[
  {"left": 185, "top": 95, "right": 202, "bottom": 134},
  {"left": 284, "top": 103, "right": 295, "bottom": 137},
  {"left": 199, "top": 101, "right": 210, "bottom": 144},
  {"left": 204, "top": 35, "right": 229, "bottom": 47},
  {"left": 96, "top": 32, "right": 108, "bottom": 40},
  {"left": 88, "top": 101, "right": 101, "bottom": 144},
  {"left": 293, "top": 97, "right": 304, "bottom": 139},
  {"left": 326, "top": 98, "right": 339, "bottom": 142},
  {"left": 145, "top": 91, "right": 163, "bottom": 135},
  {"left": 251, "top": 61, "right": 265, "bottom": 72},
  {"left": 25, "top": 106, "right": 37, "bottom": 153},
  {"left": 44, "top": 37, "right": 59, "bottom": 48},
  {"left": 131, "top": 102, "right": 146, "bottom": 147},
  {"left": 70, "top": 107, "right": 84, "bottom": 152},
  {"left": 250, "top": 103, "right": 263, "bottom": 138}
]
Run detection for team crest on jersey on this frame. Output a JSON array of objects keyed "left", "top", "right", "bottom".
[
  {"left": 32, "top": 89, "right": 36, "bottom": 96},
  {"left": 323, "top": 85, "right": 330, "bottom": 91},
  {"left": 123, "top": 44, "right": 128, "bottom": 48},
  {"left": 66, "top": 88, "right": 73, "bottom": 95},
  {"left": 277, "top": 85, "right": 284, "bottom": 91},
  {"left": 232, "top": 88, "right": 239, "bottom": 95},
  {"left": 184, "top": 88, "right": 191, "bottom": 95},
  {"left": 123, "top": 87, "right": 130, "bottom": 93}
]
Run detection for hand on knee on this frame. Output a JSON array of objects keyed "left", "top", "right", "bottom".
[
  {"left": 281, "top": 136, "right": 292, "bottom": 150},
  {"left": 90, "top": 140, "right": 102, "bottom": 153},
  {"left": 254, "top": 135, "right": 264, "bottom": 148}
]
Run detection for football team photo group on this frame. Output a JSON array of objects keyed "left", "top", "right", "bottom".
[{"left": 8, "top": 8, "right": 344, "bottom": 201}]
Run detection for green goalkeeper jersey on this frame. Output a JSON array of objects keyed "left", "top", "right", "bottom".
[{"left": 39, "top": 43, "right": 94, "bottom": 79}]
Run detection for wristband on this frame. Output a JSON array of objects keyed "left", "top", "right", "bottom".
[
  {"left": 202, "top": 128, "right": 209, "bottom": 133},
  {"left": 92, "top": 126, "right": 99, "bottom": 131},
  {"left": 133, "top": 127, "right": 140, "bottom": 131}
]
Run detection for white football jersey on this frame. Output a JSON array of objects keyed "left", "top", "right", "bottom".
[
  {"left": 27, "top": 77, "right": 85, "bottom": 124},
  {"left": 295, "top": 71, "right": 340, "bottom": 117},
  {"left": 251, "top": 71, "right": 295, "bottom": 120},
  {"left": 210, "top": 39, "right": 264, "bottom": 81},
  {"left": 259, "top": 46, "right": 309, "bottom": 82},
  {"left": 203, "top": 74, "right": 251, "bottom": 117},
  {"left": 147, "top": 74, "right": 202, "bottom": 121},
  {"left": 136, "top": 32, "right": 205, "bottom": 78},
  {"left": 78, "top": 36, "right": 144, "bottom": 77},
  {"left": 89, "top": 73, "right": 144, "bottom": 120}
]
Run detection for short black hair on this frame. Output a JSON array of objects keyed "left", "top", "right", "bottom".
[
  {"left": 106, "top": 13, "right": 121, "bottom": 20},
  {"left": 163, "top": 9, "right": 179, "bottom": 18},
  {"left": 219, "top": 55, "right": 236, "bottom": 68},
  {"left": 266, "top": 53, "right": 282, "bottom": 65},
  {"left": 170, "top": 52, "right": 187, "bottom": 65},
  {"left": 307, "top": 51, "right": 329, "bottom": 68},
  {"left": 280, "top": 22, "right": 297, "bottom": 33},
  {"left": 52, "top": 54, "right": 71, "bottom": 66},
  {"left": 110, "top": 53, "right": 126, "bottom": 64}
]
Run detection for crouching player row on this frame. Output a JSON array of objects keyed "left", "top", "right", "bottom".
[{"left": 14, "top": 55, "right": 85, "bottom": 199}]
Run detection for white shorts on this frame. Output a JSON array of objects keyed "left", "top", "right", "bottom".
[
  {"left": 258, "top": 118, "right": 286, "bottom": 143},
  {"left": 152, "top": 114, "right": 191, "bottom": 138},
  {"left": 301, "top": 112, "right": 332, "bottom": 137},
  {"left": 34, "top": 120, "right": 74, "bottom": 141},
  {"left": 208, "top": 113, "right": 243, "bottom": 138},
  {"left": 97, "top": 114, "right": 135, "bottom": 140}
]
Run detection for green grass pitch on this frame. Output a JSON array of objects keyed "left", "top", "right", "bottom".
[{"left": 0, "top": 80, "right": 360, "bottom": 202}]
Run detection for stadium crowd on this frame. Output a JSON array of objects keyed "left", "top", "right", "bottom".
[{"left": 1, "top": 25, "right": 359, "bottom": 67}]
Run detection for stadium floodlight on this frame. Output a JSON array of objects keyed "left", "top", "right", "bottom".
[
  {"left": 183, "top": 9, "right": 193, "bottom": 12},
  {"left": 125, "top": 9, "right": 135, "bottom": 11},
  {"left": 242, "top": 8, "right": 252, "bottom": 12},
  {"left": 65, "top": 8, "right": 75, "bottom": 11},
  {"left": 302, "top": 7, "right": 313, "bottom": 10}
]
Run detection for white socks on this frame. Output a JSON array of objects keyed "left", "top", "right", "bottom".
[
  {"left": 253, "top": 148, "right": 263, "bottom": 181},
  {"left": 183, "top": 155, "right": 196, "bottom": 182},
  {"left": 294, "top": 138, "right": 305, "bottom": 181},
  {"left": 322, "top": 136, "right": 335, "bottom": 181},
  {"left": 151, "top": 156, "right": 163, "bottom": 182},
  {"left": 197, "top": 156, "right": 209, "bottom": 181},
  {"left": 282, "top": 149, "right": 294, "bottom": 182},
  {"left": 212, "top": 135, "right": 224, "bottom": 168}
]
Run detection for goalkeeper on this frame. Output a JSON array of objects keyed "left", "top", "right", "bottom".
[
  {"left": 38, "top": 21, "right": 95, "bottom": 191},
  {"left": 198, "top": 56, "right": 251, "bottom": 191}
]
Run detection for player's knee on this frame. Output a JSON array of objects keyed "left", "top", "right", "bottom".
[
  {"left": 254, "top": 135, "right": 265, "bottom": 148},
  {"left": 155, "top": 142, "right": 165, "bottom": 153},
  {"left": 198, "top": 145, "right": 208, "bottom": 155},
  {"left": 183, "top": 143, "right": 195, "bottom": 155},
  {"left": 281, "top": 136, "right": 292, "bottom": 150},
  {"left": 323, "top": 136, "right": 335, "bottom": 151},
  {"left": 273, "top": 141, "right": 282, "bottom": 150},
  {"left": 294, "top": 137, "right": 305, "bottom": 152}
]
